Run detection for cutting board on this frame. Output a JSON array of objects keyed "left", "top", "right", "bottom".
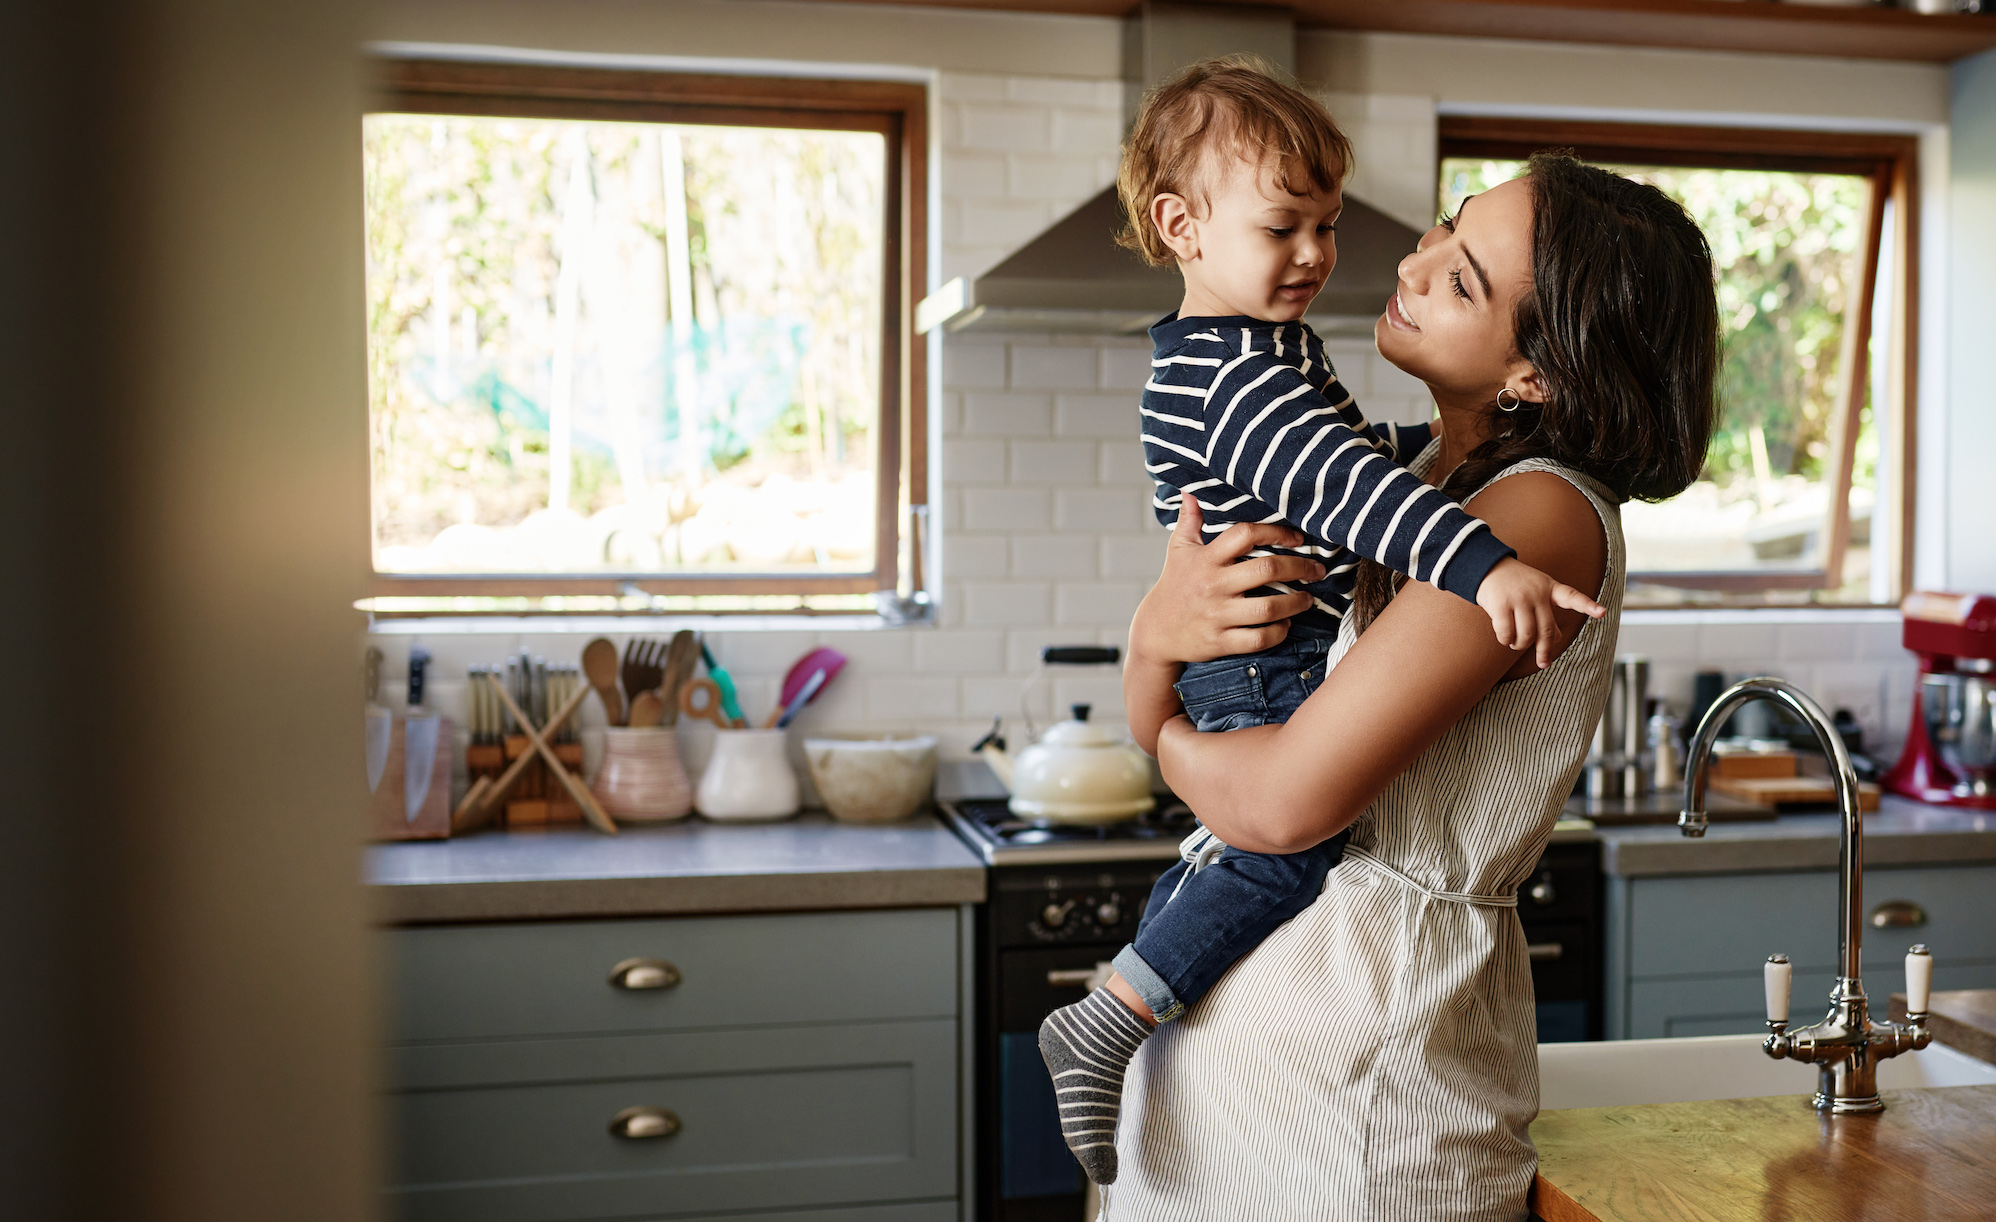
[
  {"left": 1891, "top": 990, "right": 1996, "bottom": 1066},
  {"left": 1533, "top": 1085, "right": 1996, "bottom": 1221},
  {"left": 1710, "top": 774, "right": 1882, "bottom": 811}
]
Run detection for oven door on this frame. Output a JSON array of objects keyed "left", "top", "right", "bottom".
[{"left": 993, "top": 945, "right": 1119, "bottom": 1214}]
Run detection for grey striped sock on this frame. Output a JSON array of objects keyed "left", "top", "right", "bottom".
[{"left": 1039, "top": 987, "right": 1153, "bottom": 1185}]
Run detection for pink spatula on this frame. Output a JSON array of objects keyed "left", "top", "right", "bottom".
[{"left": 765, "top": 646, "right": 846, "bottom": 728}]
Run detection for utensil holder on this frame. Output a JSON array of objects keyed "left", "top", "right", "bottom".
[
  {"left": 696, "top": 728, "right": 800, "bottom": 821},
  {"left": 594, "top": 727, "right": 694, "bottom": 823}
]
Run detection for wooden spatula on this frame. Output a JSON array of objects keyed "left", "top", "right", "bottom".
[
  {"left": 660, "top": 630, "right": 699, "bottom": 726},
  {"left": 582, "top": 637, "right": 623, "bottom": 726},
  {"left": 628, "top": 690, "right": 666, "bottom": 727}
]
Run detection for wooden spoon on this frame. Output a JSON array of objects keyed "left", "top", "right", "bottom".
[
  {"left": 582, "top": 637, "right": 624, "bottom": 726},
  {"left": 627, "top": 690, "right": 666, "bottom": 727},
  {"left": 660, "top": 630, "right": 699, "bottom": 725}
]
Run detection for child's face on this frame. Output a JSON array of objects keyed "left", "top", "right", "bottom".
[{"left": 1153, "top": 153, "right": 1341, "bottom": 322}]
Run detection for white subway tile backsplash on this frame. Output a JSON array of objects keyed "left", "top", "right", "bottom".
[
  {"left": 1009, "top": 439, "right": 1098, "bottom": 484},
  {"left": 962, "top": 674, "right": 1047, "bottom": 720},
  {"left": 1055, "top": 487, "right": 1144, "bottom": 532},
  {"left": 961, "top": 198, "right": 1057, "bottom": 248},
  {"left": 1004, "top": 76, "right": 1116, "bottom": 107},
  {"left": 943, "top": 438, "right": 1008, "bottom": 482},
  {"left": 1050, "top": 109, "right": 1121, "bottom": 155},
  {"left": 827, "top": 629, "right": 913, "bottom": 673},
  {"left": 1056, "top": 582, "right": 1145, "bottom": 626},
  {"left": 942, "top": 341, "right": 1007, "bottom": 389},
  {"left": 942, "top": 533, "right": 1009, "bottom": 578},
  {"left": 1615, "top": 622, "right": 1701, "bottom": 663},
  {"left": 943, "top": 154, "right": 1008, "bottom": 199},
  {"left": 962, "top": 486, "right": 1053, "bottom": 532},
  {"left": 962, "top": 391, "right": 1054, "bottom": 436},
  {"left": 1008, "top": 343, "right": 1098, "bottom": 388},
  {"left": 1011, "top": 534, "right": 1098, "bottom": 579},
  {"left": 1008, "top": 154, "right": 1111, "bottom": 201},
  {"left": 963, "top": 581, "right": 1053, "bottom": 626},
  {"left": 1774, "top": 622, "right": 1860, "bottom": 661},
  {"left": 960, "top": 104, "right": 1053, "bottom": 153},
  {"left": 1100, "top": 534, "right": 1164, "bottom": 580},
  {"left": 1098, "top": 440, "right": 1149, "bottom": 486},
  {"left": 1056, "top": 392, "right": 1138, "bottom": 438},
  {"left": 1006, "top": 626, "right": 1076, "bottom": 671},
  {"left": 867, "top": 676, "right": 961, "bottom": 721},
  {"left": 711, "top": 631, "right": 817, "bottom": 672},
  {"left": 1696, "top": 621, "right": 1781, "bottom": 662},
  {"left": 1098, "top": 345, "right": 1153, "bottom": 391},
  {"left": 937, "top": 71, "right": 1010, "bottom": 102},
  {"left": 915, "top": 630, "right": 1006, "bottom": 674}
]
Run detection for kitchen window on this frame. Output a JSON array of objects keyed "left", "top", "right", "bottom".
[
  {"left": 362, "top": 60, "right": 928, "bottom": 617},
  {"left": 1438, "top": 119, "right": 1917, "bottom": 608}
]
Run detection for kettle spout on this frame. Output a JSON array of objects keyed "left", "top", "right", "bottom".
[{"left": 972, "top": 716, "right": 1014, "bottom": 791}]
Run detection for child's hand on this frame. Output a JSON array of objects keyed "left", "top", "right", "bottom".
[{"left": 1475, "top": 557, "right": 1606, "bottom": 669}]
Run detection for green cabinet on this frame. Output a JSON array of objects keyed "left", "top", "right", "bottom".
[
  {"left": 1605, "top": 864, "right": 1996, "bottom": 1039},
  {"left": 385, "top": 908, "right": 965, "bottom": 1221}
]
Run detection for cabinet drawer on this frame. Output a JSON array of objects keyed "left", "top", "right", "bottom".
[
  {"left": 390, "top": 908, "right": 957, "bottom": 1043},
  {"left": 388, "top": 1020, "right": 957, "bottom": 1222},
  {"left": 1624, "top": 865, "right": 1996, "bottom": 980},
  {"left": 1626, "top": 962, "right": 1996, "bottom": 1040}
]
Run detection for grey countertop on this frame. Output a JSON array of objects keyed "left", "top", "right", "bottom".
[
  {"left": 1595, "top": 796, "right": 1996, "bottom": 877},
  {"left": 367, "top": 811, "right": 986, "bottom": 924}
]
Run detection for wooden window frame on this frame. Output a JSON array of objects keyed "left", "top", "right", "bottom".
[
  {"left": 1439, "top": 117, "right": 1918, "bottom": 603},
  {"left": 364, "top": 59, "right": 928, "bottom": 609}
]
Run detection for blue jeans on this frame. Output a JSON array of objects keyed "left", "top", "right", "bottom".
[{"left": 1110, "top": 628, "right": 1350, "bottom": 1022}]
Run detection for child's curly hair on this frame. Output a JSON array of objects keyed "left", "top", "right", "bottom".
[{"left": 1116, "top": 56, "right": 1354, "bottom": 267}]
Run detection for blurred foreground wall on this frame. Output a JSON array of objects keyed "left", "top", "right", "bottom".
[{"left": 1, "top": 1, "right": 377, "bottom": 1218}]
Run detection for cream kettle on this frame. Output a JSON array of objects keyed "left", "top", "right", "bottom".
[{"left": 973, "top": 703, "right": 1157, "bottom": 825}]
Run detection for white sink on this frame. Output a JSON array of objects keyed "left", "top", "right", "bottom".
[{"left": 1537, "top": 1034, "right": 1996, "bottom": 1111}]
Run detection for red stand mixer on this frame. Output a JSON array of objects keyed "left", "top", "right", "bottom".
[{"left": 1884, "top": 591, "right": 1996, "bottom": 809}]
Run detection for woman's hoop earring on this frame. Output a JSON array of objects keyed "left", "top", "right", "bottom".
[{"left": 1496, "top": 387, "right": 1522, "bottom": 413}]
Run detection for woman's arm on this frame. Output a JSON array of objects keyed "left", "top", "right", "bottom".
[
  {"left": 1154, "top": 471, "right": 1608, "bottom": 853},
  {"left": 1123, "top": 497, "right": 1325, "bottom": 755}
]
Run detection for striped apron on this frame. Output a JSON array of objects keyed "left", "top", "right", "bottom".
[{"left": 1104, "top": 452, "right": 1625, "bottom": 1222}]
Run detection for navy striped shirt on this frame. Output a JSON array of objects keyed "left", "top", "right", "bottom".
[{"left": 1142, "top": 313, "right": 1514, "bottom": 627}]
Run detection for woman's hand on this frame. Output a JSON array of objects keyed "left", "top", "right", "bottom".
[
  {"left": 1122, "top": 496, "right": 1327, "bottom": 755},
  {"left": 1128, "top": 495, "right": 1327, "bottom": 667}
]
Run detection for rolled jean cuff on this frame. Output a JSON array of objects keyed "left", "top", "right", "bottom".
[{"left": 1112, "top": 944, "right": 1185, "bottom": 1024}]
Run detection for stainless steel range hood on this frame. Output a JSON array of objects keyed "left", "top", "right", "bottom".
[
  {"left": 914, "top": 1, "right": 1425, "bottom": 339},
  {"left": 915, "top": 187, "right": 1422, "bottom": 337}
]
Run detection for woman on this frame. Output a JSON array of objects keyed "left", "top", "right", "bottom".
[{"left": 1104, "top": 153, "right": 1719, "bottom": 1220}]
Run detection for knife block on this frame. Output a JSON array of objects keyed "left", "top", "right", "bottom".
[
  {"left": 498, "top": 735, "right": 586, "bottom": 828},
  {"left": 368, "top": 712, "right": 454, "bottom": 841}
]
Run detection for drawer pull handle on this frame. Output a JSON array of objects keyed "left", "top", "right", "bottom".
[
  {"left": 1527, "top": 942, "right": 1564, "bottom": 962},
  {"left": 609, "top": 1106, "right": 681, "bottom": 1140},
  {"left": 1047, "top": 969, "right": 1097, "bottom": 988},
  {"left": 1528, "top": 873, "right": 1557, "bottom": 907},
  {"left": 1870, "top": 900, "right": 1927, "bottom": 929},
  {"left": 610, "top": 958, "right": 682, "bottom": 990}
]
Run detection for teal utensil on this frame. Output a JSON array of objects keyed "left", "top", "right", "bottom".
[{"left": 699, "top": 642, "right": 747, "bottom": 726}]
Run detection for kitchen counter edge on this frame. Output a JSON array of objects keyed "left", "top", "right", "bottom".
[{"left": 367, "top": 811, "right": 987, "bottom": 925}]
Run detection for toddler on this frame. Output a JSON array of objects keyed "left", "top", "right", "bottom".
[{"left": 1038, "top": 58, "right": 1602, "bottom": 1185}]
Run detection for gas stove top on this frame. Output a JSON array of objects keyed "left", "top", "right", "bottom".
[{"left": 942, "top": 797, "right": 1200, "bottom": 865}]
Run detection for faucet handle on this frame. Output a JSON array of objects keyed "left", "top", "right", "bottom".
[
  {"left": 1765, "top": 954, "right": 1792, "bottom": 1031},
  {"left": 1906, "top": 944, "right": 1933, "bottom": 1019}
]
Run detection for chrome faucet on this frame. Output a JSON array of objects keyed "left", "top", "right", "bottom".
[{"left": 1677, "top": 677, "right": 1933, "bottom": 1114}]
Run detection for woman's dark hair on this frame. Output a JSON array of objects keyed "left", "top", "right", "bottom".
[{"left": 1351, "top": 150, "right": 1720, "bottom": 631}]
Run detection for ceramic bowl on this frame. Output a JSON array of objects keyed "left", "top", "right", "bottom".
[{"left": 804, "top": 735, "right": 939, "bottom": 824}]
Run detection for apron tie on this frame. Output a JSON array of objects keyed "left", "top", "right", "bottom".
[{"left": 1343, "top": 845, "right": 1518, "bottom": 908}]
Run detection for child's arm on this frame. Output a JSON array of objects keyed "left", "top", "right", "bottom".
[
  {"left": 1203, "top": 356, "right": 1601, "bottom": 659},
  {"left": 1372, "top": 418, "right": 1434, "bottom": 463},
  {"left": 1124, "top": 498, "right": 1323, "bottom": 754}
]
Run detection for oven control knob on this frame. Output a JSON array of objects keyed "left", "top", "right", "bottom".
[
  {"left": 1042, "top": 900, "right": 1076, "bottom": 929},
  {"left": 1096, "top": 900, "right": 1122, "bottom": 926}
]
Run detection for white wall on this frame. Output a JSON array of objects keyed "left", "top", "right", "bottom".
[{"left": 366, "top": 1, "right": 1960, "bottom": 783}]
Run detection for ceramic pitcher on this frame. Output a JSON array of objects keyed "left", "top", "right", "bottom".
[
  {"left": 696, "top": 728, "right": 800, "bottom": 821},
  {"left": 593, "top": 727, "right": 692, "bottom": 823}
]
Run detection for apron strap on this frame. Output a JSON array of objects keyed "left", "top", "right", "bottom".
[{"left": 1343, "top": 845, "right": 1518, "bottom": 908}]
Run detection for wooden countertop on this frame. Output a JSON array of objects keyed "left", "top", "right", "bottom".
[
  {"left": 1891, "top": 990, "right": 1996, "bottom": 1067},
  {"left": 1531, "top": 1085, "right": 1996, "bottom": 1221}
]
